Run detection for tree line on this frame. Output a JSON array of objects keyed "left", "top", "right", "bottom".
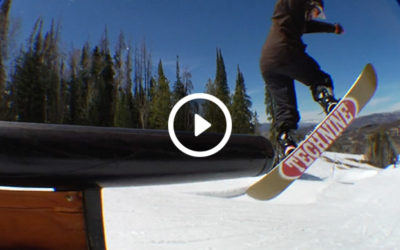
[{"left": 0, "top": 0, "right": 258, "bottom": 134}]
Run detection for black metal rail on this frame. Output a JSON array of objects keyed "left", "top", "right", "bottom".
[{"left": 0, "top": 121, "right": 274, "bottom": 189}]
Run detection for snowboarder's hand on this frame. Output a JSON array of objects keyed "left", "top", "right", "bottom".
[{"left": 334, "top": 23, "right": 344, "bottom": 34}]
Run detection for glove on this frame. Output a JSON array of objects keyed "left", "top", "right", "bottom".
[{"left": 334, "top": 23, "right": 344, "bottom": 34}]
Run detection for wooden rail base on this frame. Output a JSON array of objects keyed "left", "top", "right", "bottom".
[{"left": 0, "top": 187, "right": 105, "bottom": 250}]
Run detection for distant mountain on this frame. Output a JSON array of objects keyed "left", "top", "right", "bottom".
[
  {"left": 349, "top": 111, "right": 400, "bottom": 129},
  {"left": 258, "top": 111, "right": 400, "bottom": 134},
  {"left": 257, "top": 111, "right": 400, "bottom": 154}
]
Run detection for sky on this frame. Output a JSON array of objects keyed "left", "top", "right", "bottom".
[{"left": 8, "top": 0, "right": 400, "bottom": 123}]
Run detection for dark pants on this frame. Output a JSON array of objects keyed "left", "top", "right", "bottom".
[{"left": 260, "top": 50, "right": 333, "bottom": 133}]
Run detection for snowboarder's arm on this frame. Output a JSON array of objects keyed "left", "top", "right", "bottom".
[{"left": 304, "top": 20, "right": 336, "bottom": 33}]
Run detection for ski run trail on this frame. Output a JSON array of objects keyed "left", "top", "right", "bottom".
[{"left": 103, "top": 152, "right": 400, "bottom": 250}]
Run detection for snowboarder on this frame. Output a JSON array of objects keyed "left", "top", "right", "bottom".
[{"left": 260, "top": 0, "right": 344, "bottom": 158}]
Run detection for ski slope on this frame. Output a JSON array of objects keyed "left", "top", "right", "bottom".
[{"left": 103, "top": 152, "right": 400, "bottom": 250}]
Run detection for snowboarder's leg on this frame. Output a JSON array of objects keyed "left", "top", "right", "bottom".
[
  {"left": 284, "top": 52, "right": 339, "bottom": 114},
  {"left": 263, "top": 73, "right": 299, "bottom": 158},
  {"left": 265, "top": 76, "right": 299, "bottom": 133}
]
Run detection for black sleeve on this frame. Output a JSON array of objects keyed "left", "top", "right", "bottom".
[
  {"left": 287, "top": 0, "right": 307, "bottom": 14},
  {"left": 304, "top": 20, "right": 336, "bottom": 33}
]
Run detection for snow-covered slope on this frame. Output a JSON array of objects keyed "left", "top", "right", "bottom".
[{"left": 103, "top": 152, "right": 400, "bottom": 250}]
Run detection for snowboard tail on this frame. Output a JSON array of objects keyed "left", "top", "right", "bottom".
[{"left": 247, "top": 64, "right": 378, "bottom": 200}]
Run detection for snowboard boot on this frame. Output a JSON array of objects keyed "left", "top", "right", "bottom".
[
  {"left": 277, "top": 130, "right": 298, "bottom": 160},
  {"left": 314, "top": 86, "right": 339, "bottom": 114}
]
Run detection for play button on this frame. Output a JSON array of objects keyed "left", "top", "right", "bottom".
[
  {"left": 194, "top": 114, "right": 211, "bottom": 137},
  {"left": 168, "top": 93, "right": 232, "bottom": 158}
]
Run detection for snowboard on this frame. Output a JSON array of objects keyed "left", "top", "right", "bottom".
[{"left": 247, "top": 63, "right": 378, "bottom": 200}]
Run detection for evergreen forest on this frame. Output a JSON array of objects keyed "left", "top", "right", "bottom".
[{"left": 0, "top": 1, "right": 259, "bottom": 134}]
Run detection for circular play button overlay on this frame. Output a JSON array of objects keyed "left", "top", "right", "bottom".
[
  {"left": 168, "top": 93, "right": 232, "bottom": 158},
  {"left": 194, "top": 114, "right": 211, "bottom": 137}
]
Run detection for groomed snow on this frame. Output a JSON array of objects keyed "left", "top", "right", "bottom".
[{"left": 103, "top": 152, "right": 400, "bottom": 250}]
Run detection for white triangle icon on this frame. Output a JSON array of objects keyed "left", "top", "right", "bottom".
[{"left": 194, "top": 114, "right": 211, "bottom": 137}]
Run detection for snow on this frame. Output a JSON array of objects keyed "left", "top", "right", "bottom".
[{"left": 102, "top": 152, "right": 400, "bottom": 250}]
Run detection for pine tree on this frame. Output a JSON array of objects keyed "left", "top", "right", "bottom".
[
  {"left": 252, "top": 111, "right": 261, "bottom": 135},
  {"left": 114, "top": 42, "right": 137, "bottom": 128},
  {"left": 172, "top": 56, "right": 185, "bottom": 104},
  {"left": 68, "top": 49, "right": 82, "bottom": 124},
  {"left": 87, "top": 46, "right": 103, "bottom": 125},
  {"left": 231, "top": 65, "right": 253, "bottom": 134},
  {"left": 203, "top": 78, "right": 218, "bottom": 128},
  {"left": 172, "top": 56, "right": 187, "bottom": 131},
  {"left": 27, "top": 19, "right": 46, "bottom": 123},
  {"left": 42, "top": 19, "right": 62, "bottom": 123},
  {"left": 12, "top": 18, "right": 46, "bottom": 123},
  {"left": 149, "top": 60, "right": 171, "bottom": 129},
  {"left": 78, "top": 43, "right": 91, "bottom": 124},
  {"left": 58, "top": 61, "right": 68, "bottom": 124},
  {"left": 66, "top": 43, "right": 91, "bottom": 125},
  {"left": 84, "top": 32, "right": 116, "bottom": 127},
  {"left": 365, "top": 130, "right": 398, "bottom": 168},
  {"left": 0, "top": 0, "right": 12, "bottom": 119},
  {"left": 124, "top": 43, "right": 137, "bottom": 127},
  {"left": 214, "top": 48, "right": 230, "bottom": 105},
  {"left": 181, "top": 67, "right": 194, "bottom": 129},
  {"left": 181, "top": 68, "right": 193, "bottom": 97},
  {"left": 95, "top": 29, "right": 116, "bottom": 126},
  {"left": 11, "top": 18, "right": 64, "bottom": 124},
  {"left": 134, "top": 41, "right": 152, "bottom": 128},
  {"left": 99, "top": 50, "right": 115, "bottom": 126},
  {"left": 113, "top": 31, "right": 126, "bottom": 127},
  {"left": 210, "top": 48, "right": 231, "bottom": 132}
]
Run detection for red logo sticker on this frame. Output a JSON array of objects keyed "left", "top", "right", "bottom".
[{"left": 280, "top": 98, "right": 357, "bottom": 179}]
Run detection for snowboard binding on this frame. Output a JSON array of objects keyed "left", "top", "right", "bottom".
[
  {"left": 276, "top": 130, "right": 298, "bottom": 161},
  {"left": 314, "top": 86, "right": 339, "bottom": 114}
]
